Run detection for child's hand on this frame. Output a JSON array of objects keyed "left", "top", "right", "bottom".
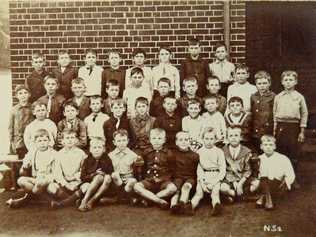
[
  {"left": 298, "top": 132, "right": 305, "bottom": 143},
  {"left": 236, "top": 182, "right": 244, "bottom": 196}
]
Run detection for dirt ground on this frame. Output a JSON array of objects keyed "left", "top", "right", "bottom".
[{"left": 1, "top": 159, "right": 316, "bottom": 237}]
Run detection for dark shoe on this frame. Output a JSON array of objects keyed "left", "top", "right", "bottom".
[
  {"left": 158, "top": 201, "right": 169, "bottom": 210},
  {"left": 222, "top": 195, "right": 234, "bottom": 204},
  {"left": 140, "top": 199, "right": 149, "bottom": 208},
  {"left": 183, "top": 202, "right": 195, "bottom": 216},
  {"left": 255, "top": 195, "right": 265, "bottom": 209},
  {"left": 211, "top": 203, "right": 222, "bottom": 216},
  {"left": 50, "top": 200, "right": 61, "bottom": 209},
  {"left": 129, "top": 197, "right": 139, "bottom": 206},
  {"left": 170, "top": 203, "right": 182, "bottom": 214}
]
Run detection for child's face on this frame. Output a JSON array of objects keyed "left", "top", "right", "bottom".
[
  {"left": 32, "top": 57, "right": 45, "bottom": 72},
  {"left": 260, "top": 140, "right": 276, "bottom": 156},
  {"left": 215, "top": 46, "right": 228, "bottom": 61},
  {"left": 235, "top": 69, "right": 249, "bottom": 84},
  {"left": 157, "top": 81, "right": 171, "bottom": 97},
  {"left": 85, "top": 52, "right": 97, "bottom": 67},
  {"left": 281, "top": 75, "right": 297, "bottom": 90},
  {"left": 90, "top": 141, "right": 105, "bottom": 159},
  {"left": 16, "top": 89, "right": 30, "bottom": 103},
  {"left": 204, "top": 98, "right": 218, "bottom": 113},
  {"left": 163, "top": 98, "right": 177, "bottom": 114},
  {"left": 113, "top": 134, "right": 129, "bottom": 151},
  {"left": 33, "top": 105, "right": 47, "bottom": 120},
  {"left": 158, "top": 49, "right": 171, "bottom": 64},
  {"left": 90, "top": 99, "right": 103, "bottom": 113},
  {"left": 150, "top": 132, "right": 166, "bottom": 150},
  {"left": 131, "top": 72, "right": 144, "bottom": 88},
  {"left": 108, "top": 53, "right": 121, "bottom": 68},
  {"left": 203, "top": 131, "right": 216, "bottom": 148},
  {"left": 111, "top": 103, "right": 125, "bottom": 118},
  {"left": 229, "top": 101, "right": 243, "bottom": 115},
  {"left": 106, "top": 85, "right": 120, "bottom": 99},
  {"left": 207, "top": 79, "right": 220, "bottom": 94},
  {"left": 35, "top": 136, "right": 50, "bottom": 151},
  {"left": 57, "top": 53, "right": 71, "bottom": 67},
  {"left": 63, "top": 105, "right": 78, "bottom": 120},
  {"left": 133, "top": 53, "right": 145, "bottom": 66},
  {"left": 44, "top": 79, "right": 58, "bottom": 95},
  {"left": 176, "top": 133, "right": 190, "bottom": 151},
  {"left": 256, "top": 78, "right": 271, "bottom": 94},
  {"left": 227, "top": 129, "right": 241, "bottom": 147},
  {"left": 183, "top": 81, "right": 198, "bottom": 96},
  {"left": 71, "top": 83, "right": 86, "bottom": 97},
  {"left": 188, "top": 44, "right": 201, "bottom": 58},
  {"left": 187, "top": 103, "right": 201, "bottom": 118},
  {"left": 135, "top": 102, "right": 148, "bottom": 116},
  {"left": 62, "top": 133, "right": 78, "bottom": 148}
]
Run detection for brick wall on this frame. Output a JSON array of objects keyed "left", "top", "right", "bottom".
[{"left": 9, "top": 0, "right": 246, "bottom": 92}]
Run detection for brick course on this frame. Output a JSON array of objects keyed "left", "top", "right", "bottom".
[{"left": 9, "top": 0, "right": 246, "bottom": 94}]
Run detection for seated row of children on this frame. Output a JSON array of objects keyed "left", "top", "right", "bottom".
[{"left": 7, "top": 125, "right": 295, "bottom": 216}]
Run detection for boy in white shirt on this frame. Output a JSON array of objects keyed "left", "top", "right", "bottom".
[
  {"left": 256, "top": 135, "right": 295, "bottom": 210},
  {"left": 227, "top": 64, "right": 257, "bottom": 112},
  {"left": 78, "top": 49, "right": 103, "bottom": 96}
]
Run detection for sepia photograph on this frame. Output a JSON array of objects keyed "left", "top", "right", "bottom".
[{"left": 0, "top": 0, "right": 316, "bottom": 236}]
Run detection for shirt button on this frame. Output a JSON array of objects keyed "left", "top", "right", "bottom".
[
  {"left": 147, "top": 171, "right": 150, "bottom": 174},
  {"left": 255, "top": 129, "right": 258, "bottom": 132},
  {"left": 256, "top": 109, "right": 259, "bottom": 112},
  {"left": 257, "top": 100, "right": 260, "bottom": 103}
]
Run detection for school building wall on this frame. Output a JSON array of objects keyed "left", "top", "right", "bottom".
[{"left": 9, "top": 0, "right": 246, "bottom": 95}]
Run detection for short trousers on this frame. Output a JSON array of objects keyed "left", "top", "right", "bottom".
[
  {"left": 173, "top": 177, "right": 196, "bottom": 190},
  {"left": 141, "top": 178, "right": 173, "bottom": 193}
]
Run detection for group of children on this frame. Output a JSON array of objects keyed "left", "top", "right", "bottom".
[{"left": 6, "top": 38, "right": 307, "bottom": 216}]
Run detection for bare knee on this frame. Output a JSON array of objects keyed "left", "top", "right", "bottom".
[
  {"left": 47, "top": 183, "right": 58, "bottom": 195},
  {"left": 167, "top": 183, "right": 177, "bottom": 194},
  {"left": 94, "top": 174, "right": 105, "bottom": 184},
  {"left": 181, "top": 182, "right": 192, "bottom": 192},
  {"left": 103, "top": 175, "right": 112, "bottom": 185}
]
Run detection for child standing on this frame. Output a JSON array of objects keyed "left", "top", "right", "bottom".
[
  {"left": 84, "top": 95, "right": 109, "bottom": 142},
  {"left": 154, "top": 96, "right": 182, "bottom": 149},
  {"left": 152, "top": 46, "right": 180, "bottom": 99},
  {"left": 180, "top": 38, "right": 209, "bottom": 97},
  {"left": 23, "top": 102, "right": 57, "bottom": 151},
  {"left": 256, "top": 135, "right": 295, "bottom": 210},
  {"left": 68, "top": 78, "right": 91, "bottom": 120},
  {"left": 25, "top": 52, "right": 49, "bottom": 102},
  {"left": 101, "top": 49, "right": 125, "bottom": 98},
  {"left": 77, "top": 137, "right": 113, "bottom": 211},
  {"left": 273, "top": 70, "right": 308, "bottom": 184},
  {"left": 36, "top": 76, "right": 65, "bottom": 124},
  {"left": 133, "top": 128, "right": 177, "bottom": 209},
  {"left": 125, "top": 48, "right": 153, "bottom": 91},
  {"left": 205, "top": 76, "right": 227, "bottom": 114},
  {"left": 209, "top": 43, "right": 235, "bottom": 97},
  {"left": 103, "top": 79, "right": 120, "bottom": 115},
  {"left": 57, "top": 101, "right": 87, "bottom": 149},
  {"left": 190, "top": 128, "right": 226, "bottom": 216},
  {"left": 78, "top": 49, "right": 103, "bottom": 96},
  {"left": 52, "top": 50, "right": 78, "bottom": 99},
  {"left": 201, "top": 95, "right": 226, "bottom": 145},
  {"left": 123, "top": 67, "right": 152, "bottom": 118},
  {"left": 170, "top": 132, "right": 199, "bottom": 215},
  {"left": 251, "top": 71, "right": 275, "bottom": 152},
  {"left": 227, "top": 64, "right": 257, "bottom": 113},
  {"left": 6, "top": 129, "right": 56, "bottom": 208}
]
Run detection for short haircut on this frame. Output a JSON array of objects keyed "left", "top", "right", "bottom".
[
  {"left": 260, "top": 134, "right": 276, "bottom": 144},
  {"left": 183, "top": 76, "right": 198, "bottom": 85},
  {"left": 157, "top": 77, "right": 171, "bottom": 87},
  {"left": 34, "top": 129, "right": 50, "bottom": 141},
  {"left": 107, "top": 48, "right": 121, "bottom": 57},
  {"left": 163, "top": 95, "right": 177, "bottom": 103},
  {"left": 187, "top": 98, "right": 201, "bottom": 108},
  {"left": 207, "top": 76, "right": 221, "bottom": 85},
  {"left": 159, "top": 46, "right": 172, "bottom": 54},
  {"left": 89, "top": 136, "right": 106, "bottom": 147},
  {"left": 214, "top": 42, "right": 227, "bottom": 51},
  {"left": 63, "top": 100, "right": 79, "bottom": 111},
  {"left": 32, "top": 52, "right": 44, "bottom": 61},
  {"left": 228, "top": 96, "right": 244, "bottom": 107},
  {"left": 32, "top": 101, "right": 46, "bottom": 111},
  {"left": 254, "top": 70, "right": 271, "bottom": 84},
  {"left": 85, "top": 48, "right": 97, "bottom": 56},
  {"left": 150, "top": 128, "right": 166, "bottom": 138},
  {"left": 132, "top": 48, "right": 146, "bottom": 57},
  {"left": 201, "top": 127, "right": 216, "bottom": 139},
  {"left": 130, "top": 67, "right": 144, "bottom": 77},
  {"left": 113, "top": 129, "right": 129, "bottom": 139},
  {"left": 89, "top": 95, "right": 103, "bottom": 104},
  {"left": 135, "top": 96, "right": 149, "bottom": 107},
  {"left": 110, "top": 98, "right": 125, "bottom": 108},
  {"left": 227, "top": 125, "right": 242, "bottom": 134},
  {"left": 58, "top": 50, "right": 69, "bottom": 56},
  {"left": 176, "top": 131, "right": 189, "bottom": 140},
  {"left": 188, "top": 37, "right": 200, "bottom": 46},
  {"left": 71, "top": 77, "right": 86, "bottom": 86},
  {"left": 43, "top": 75, "right": 58, "bottom": 84},
  {"left": 14, "top": 85, "right": 30, "bottom": 95},
  {"left": 281, "top": 70, "right": 298, "bottom": 81},
  {"left": 106, "top": 79, "right": 120, "bottom": 89},
  {"left": 235, "top": 63, "right": 249, "bottom": 73},
  {"left": 61, "top": 128, "right": 77, "bottom": 138},
  {"left": 203, "top": 94, "right": 218, "bottom": 104}
]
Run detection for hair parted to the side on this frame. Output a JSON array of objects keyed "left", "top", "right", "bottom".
[
  {"left": 113, "top": 129, "right": 129, "bottom": 139},
  {"left": 254, "top": 70, "right": 271, "bottom": 84},
  {"left": 281, "top": 70, "right": 298, "bottom": 81},
  {"left": 260, "top": 134, "right": 276, "bottom": 144},
  {"left": 34, "top": 129, "right": 50, "bottom": 141}
]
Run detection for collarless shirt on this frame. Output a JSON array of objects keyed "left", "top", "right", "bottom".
[
  {"left": 108, "top": 147, "right": 139, "bottom": 175},
  {"left": 227, "top": 82, "right": 257, "bottom": 112},
  {"left": 209, "top": 59, "right": 235, "bottom": 83}
]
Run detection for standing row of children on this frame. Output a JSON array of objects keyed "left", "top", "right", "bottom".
[{"left": 7, "top": 38, "right": 307, "bottom": 215}]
